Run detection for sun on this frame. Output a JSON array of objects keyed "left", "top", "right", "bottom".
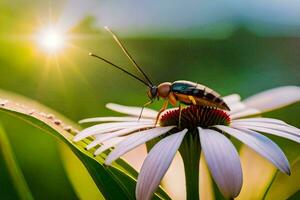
[{"left": 37, "top": 28, "right": 66, "bottom": 53}]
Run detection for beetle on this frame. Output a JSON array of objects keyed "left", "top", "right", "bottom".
[{"left": 90, "top": 27, "right": 230, "bottom": 124}]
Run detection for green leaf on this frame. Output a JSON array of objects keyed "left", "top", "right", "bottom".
[
  {"left": 60, "top": 144, "right": 104, "bottom": 200},
  {"left": 0, "top": 89, "right": 170, "bottom": 200},
  {"left": 288, "top": 190, "right": 300, "bottom": 200},
  {"left": 0, "top": 124, "right": 34, "bottom": 200}
]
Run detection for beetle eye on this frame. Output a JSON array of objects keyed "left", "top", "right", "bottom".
[
  {"left": 151, "top": 87, "right": 157, "bottom": 98},
  {"left": 147, "top": 87, "right": 157, "bottom": 99},
  {"left": 147, "top": 90, "right": 152, "bottom": 98}
]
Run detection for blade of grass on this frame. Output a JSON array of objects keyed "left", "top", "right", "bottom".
[
  {"left": 0, "top": 124, "right": 34, "bottom": 200},
  {"left": 0, "top": 94, "right": 134, "bottom": 199}
]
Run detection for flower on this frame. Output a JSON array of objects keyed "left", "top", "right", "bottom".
[{"left": 73, "top": 86, "right": 300, "bottom": 200}]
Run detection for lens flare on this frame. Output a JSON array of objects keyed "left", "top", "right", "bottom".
[{"left": 37, "top": 28, "right": 66, "bottom": 52}]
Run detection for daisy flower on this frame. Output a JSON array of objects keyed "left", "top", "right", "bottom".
[{"left": 74, "top": 86, "right": 300, "bottom": 200}]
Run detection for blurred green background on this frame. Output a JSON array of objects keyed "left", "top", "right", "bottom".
[{"left": 0, "top": 0, "right": 299, "bottom": 199}]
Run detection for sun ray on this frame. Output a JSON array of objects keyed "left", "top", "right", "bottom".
[{"left": 37, "top": 28, "right": 66, "bottom": 52}]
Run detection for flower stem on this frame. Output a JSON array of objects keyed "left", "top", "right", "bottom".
[{"left": 179, "top": 132, "right": 201, "bottom": 200}]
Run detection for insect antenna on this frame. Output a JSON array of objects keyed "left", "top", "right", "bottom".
[
  {"left": 89, "top": 53, "right": 151, "bottom": 87},
  {"left": 104, "top": 26, "right": 154, "bottom": 86}
]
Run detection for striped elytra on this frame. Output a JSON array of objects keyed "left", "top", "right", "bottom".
[{"left": 171, "top": 80, "right": 230, "bottom": 111}]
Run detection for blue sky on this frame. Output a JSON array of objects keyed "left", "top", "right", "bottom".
[{"left": 57, "top": 0, "right": 300, "bottom": 38}]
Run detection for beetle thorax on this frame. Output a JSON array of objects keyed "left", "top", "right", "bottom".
[{"left": 157, "top": 82, "right": 172, "bottom": 98}]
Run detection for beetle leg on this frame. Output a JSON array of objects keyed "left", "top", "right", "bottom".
[
  {"left": 178, "top": 102, "right": 183, "bottom": 128},
  {"left": 188, "top": 95, "right": 197, "bottom": 105},
  {"left": 154, "top": 100, "right": 169, "bottom": 126},
  {"left": 168, "top": 92, "right": 177, "bottom": 106},
  {"left": 138, "top": 100, "right": 153, "bottom": 120}
]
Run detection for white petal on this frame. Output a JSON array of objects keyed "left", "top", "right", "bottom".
[
  {"left": 79, "top": 116, "right": 154, "bottom": 123},
  {"left": 106, "top": 103, "right": 158, "bottom": 119},
  {"left": 95, "top": 125, "right": 153, "bottom": 143},
  {"left": 222, "top": 94, "right": 244, "bottom": 113},
  {"left": 136, "top": 129, "right": 187, "bottom": 200},
  {"left": 86, "top": 125, "right": 154, "bottom": 150},
  {"left": 243, "top": 86, "right": 300, "bottom": 113},
  {"left": 216, "top": 125, "right": 290, "bottom": 174},
  {"left": 230, "top": 108, "right": 261, "bottom": 119},
  {"left": 73, "top": 121, "right": 152, "bottom": 142},
  {"left": 231, "top": 121, "right": 300, "bottom": 136},
  {"left": 233, "top": 117, "right": 288, "bottom": 126},
  {"left": 234, "top": 124, "right": 300, "bottom": 144},
  {"left": 94, "top": 137, "right": 125, "bottom": 156},
  {"left": 199, "top": 128, "right": 242, "bottom": 199},
  {"left": 223, "top": 94, "right": 241, "bottom": 105},
  {"left": 228, "top": 102, "right": 246, "bottom": 114},
  {"left": 105, "top": 126, "right": 175, "bottom": 165},
  {"left": 86, "top": 139, "right": 102, "bottom": 150}
]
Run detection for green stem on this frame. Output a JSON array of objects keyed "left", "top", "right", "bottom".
[{"left": 179, "top": 132, "right": 201, "bottom": 200}]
